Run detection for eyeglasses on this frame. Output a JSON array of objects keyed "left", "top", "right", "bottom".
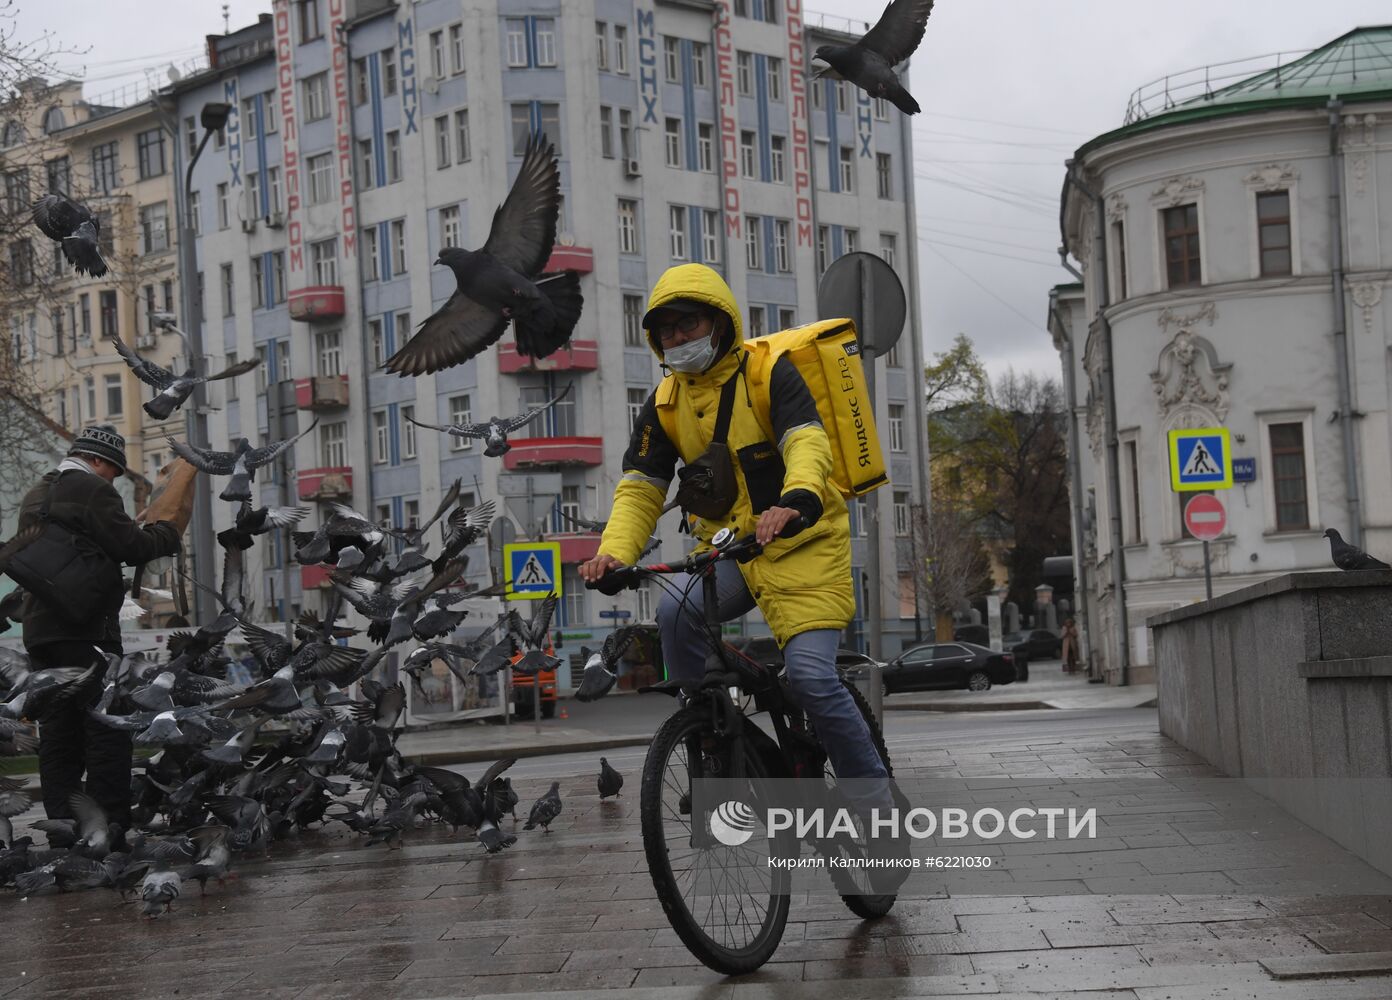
[{"left": 653, "top": 313, "right": 705, "bottom": 341}]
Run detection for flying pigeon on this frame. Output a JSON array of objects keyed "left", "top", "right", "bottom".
[
  {"left": 217, "top": 502, "right": 311, "bottom": 552},
  {"left": 31, "top": 193, "right": 108, "bottom": 276},
  {"left": 812, "top": 0, "right": 934, "bottom": 115},
  {"left": 1324, "top": 528, "right": 1391, "bottom": 571},
  {"left": 598, "top": 757, "right": 624, "bottom": 799},
  {"left": 576, "top": 625, "right": 649, "bottom": 702},
  {"left": 434, "top": 498, "right": 496, "bottom": 572},
  {"left": 292, "top": 503, "right": 386, "bottom": 566},
  {"left": 383, "top": 133, "right": 583, "bottom": 375},
  {"left": 407, "top": 383, "right": 572, "bottom": 458},
  {"left": 384, "top": 478, "right": 462, "bottom": 549},
  {"left": 523, "top": 782, "right": 563, "bottom": 832},
  {"left": 169, "top": 420, "right": 318, "bottom": 502},
  {"left": 111, "top": 336, "right": 260, "bottom": 420},
  {"left": 504, "top": 594, "right": 561, "bottom": 675}
]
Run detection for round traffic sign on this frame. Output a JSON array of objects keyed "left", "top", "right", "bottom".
[{"left": 1184, "top": 493, "right": 1226, "bottom": 541}]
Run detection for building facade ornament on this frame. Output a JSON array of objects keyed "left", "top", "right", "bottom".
[
  {"left": 1343, "top": 112, "right": 1378, "bottom": 148},
  {"left": 1350, "top": 280, "right": 1383, "bottom": 337},
  {"left": 1167, "top": 540, "right": 1230, "bottom": 577},
  {"left": 1351, "top": 153, "right": 1369, "bottom": 196},
  {"left": 1150, "top": 175, "right": 1204, "bottom": 207},
  {"left": 1242, "top": 162, "right": 1298, "bottom": 192},
  {"left": 1150, "top": 328, "right": 1231, "bottom": 422},
  {"left": 1105, "top": 192, "right": 1127, "bottom": 221},
  {"left": 1156, "top": 300, "right": 1216, "bottom": 332}
]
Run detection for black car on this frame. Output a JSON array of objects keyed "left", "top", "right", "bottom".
[
  {"left": 953, "top": 625, "right": 989, "bottom": 646},
  {"left": 883, "top": 642, "right": 1017, "bottom": 693},
  {"left": 834, "top": 650, "right": 881, "bottom": 677},
  {"left": 1003, "top": 629, "right": 1061, "bottom": 660}
]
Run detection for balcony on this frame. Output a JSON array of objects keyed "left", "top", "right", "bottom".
[
  {"left": 300, "top": 564, "right": 336, "bottom": 590},
  {"left": 502, "top": 437, "right": 604, "bottom": 469},
  {"left": 544, "top": 243, "right": 593, "bottom": 274},
  {"left": 297, "top": 466, "right": 353, "bottom": 502},
  {"left": 497, "top": 339, "right": 598, "bottom": 374},
  {"left": 294, "top": 374, "right": 350, "bottom": 411},
  {"left": 548, "top": 533, "right": 602, "bottom": 564},
  {"left": 288, "top": 285, "right": 346, "bottom": 323}
]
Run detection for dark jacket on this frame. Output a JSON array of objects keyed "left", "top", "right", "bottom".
[{"left": 18, "top": 467, "right": 181, "bottom": 649}]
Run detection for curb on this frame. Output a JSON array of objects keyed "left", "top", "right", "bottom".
[
  {"left": 402, "top": 734, "right": 653, "bottom": 766},
  {"left": 884, "top": 700, "right": 1055, "bottom": 713}
]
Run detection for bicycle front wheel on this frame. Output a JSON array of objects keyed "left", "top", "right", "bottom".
[{"left": 641, "top": 706, "right": 791, "bottom": 975}]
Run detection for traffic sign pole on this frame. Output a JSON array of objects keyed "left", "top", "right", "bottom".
[{"left": 1203, "top": 542, "right": 1213, "bottom": 601}]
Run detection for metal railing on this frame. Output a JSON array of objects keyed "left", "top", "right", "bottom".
[
  {"left": 1122, "top": 48, "right": 1315, "bottom": 125},
  {"left": 81, "top": 53, "right": 209, "bottom": 113},
  {"left": 804, "top": 9, "right": 874, "bottom": 37}
]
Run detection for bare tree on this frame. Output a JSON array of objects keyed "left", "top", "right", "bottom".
[{"left": 913, "top": 499, "right": 993, "bottom": 640}]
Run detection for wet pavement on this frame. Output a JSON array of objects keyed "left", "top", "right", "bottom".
[{"left": 6, "top": 708, "right": 1392, "bottom": 999}]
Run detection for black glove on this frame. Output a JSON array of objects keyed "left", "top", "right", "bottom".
[{"left": 776, "top": 490, "right": 822, "bottom": 535}]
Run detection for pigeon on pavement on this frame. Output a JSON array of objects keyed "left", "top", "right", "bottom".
[
  {"left": 407, "top": 383, "right": 572, "bottom": 458},
  {"left": 383, "top": 133, "right": 583, "bottom": 375},
  {"left": 523, "top": 782, "right": 563, "bottom": 832},
  {"left": 111, "top": 336, "right": 260, "bottom": 420},
  {"left": 811, "top": 0, "right": 934, "bottom": 115},
  {"left": 598, "top": 757, "right": 624, "bottom": 799},
  {"left": 139, "top": 866, "right": 182, "bottom": 917},
  {"left": 170, "top": 420, "right": 318, "bottom": 502},
  {"left": 1324, "top": 528, "right": 1391, "bottom": 571},
  {"left": 31, "top": 192, "right": 108, "bottom": 276}
]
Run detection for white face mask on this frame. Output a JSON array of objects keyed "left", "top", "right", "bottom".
[{"left": 663, "top": 331, "right": 718, "bottom": 373}]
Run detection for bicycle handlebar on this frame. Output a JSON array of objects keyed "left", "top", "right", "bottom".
[{"left": 585, "top": 515, "right": 806, "bottom": 596}]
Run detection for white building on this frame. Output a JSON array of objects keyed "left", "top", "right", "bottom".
[
  {"left": 172, "top": 0, "right": 929, "bottom": 673},
  {"left": 1054, "top": 26, "right": 1392, "bottom": 684}
]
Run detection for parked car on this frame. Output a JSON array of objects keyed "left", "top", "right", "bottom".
[
  {"left": 834, "top": 649, "right": 881, "bottom": 678},
  {"left": 1003, "top": 629, "right": 1062, "bottom": 661},
  {"left": 953, "top": 625, "right": 989, "bottom": 646},
  {"left": 882, "top": 642, "right": 1017, "bottom": 693}
]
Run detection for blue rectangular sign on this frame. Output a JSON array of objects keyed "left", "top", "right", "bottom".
[
  {"left": 598, "top": 609, "right": 632, "bottom": 620},
  {"left": 1233, "top": 457, "right": 1256, "bottom": 482}
]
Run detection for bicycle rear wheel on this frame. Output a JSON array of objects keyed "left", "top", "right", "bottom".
[{"left": 641, "top": 706, "right": 791, "bottom": 975}]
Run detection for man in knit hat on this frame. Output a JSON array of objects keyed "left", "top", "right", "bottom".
[{"left": 17, "top": 422, "right": 182, "bottom": 827}]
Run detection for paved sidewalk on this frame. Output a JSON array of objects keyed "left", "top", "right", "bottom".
[
  {"left": 8, "top": 708, "right": 1392, "bottom": 998},
  {"left": 884, "top": 669, "right": 1157, "bottom": 713},
  {"left": 397, "top": 720, "right": 651, "bottom": 765}
]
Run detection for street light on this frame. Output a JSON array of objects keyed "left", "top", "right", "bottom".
[{"left": 174, "top": 100, "right": 231, "bottom": 626}]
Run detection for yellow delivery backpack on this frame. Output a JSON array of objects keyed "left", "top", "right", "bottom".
[{"left": 655, "top": 318, "right": 888, "bottom": 498}]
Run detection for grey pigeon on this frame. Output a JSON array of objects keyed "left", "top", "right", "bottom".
[
  {"left": 598, "top": 757, "right": 624, "bottom": 799},
  {"left": 31, "top": 192, "right": 108, "bottom": 276},
  {"left": 487, "top": 775, "right": 519, "bottom": 823},
  {"left": 384, "top": 478, "right": 462, "bottom": 549},
  {"left": 201, "top": 717, "right": 269, "bottom": 765},
  {"left": 170, "top": 420, "right": 318, "bottom": 502},
  {"left": 384, "top": 133, "right": 583, "bottom": 375},
  {"left": 111, "top": 336, "right": 260, "bottom": 420},
  {"left": 435, "top": 499, "right": 497, "bottom": 572},
  {"left": 185, "top": 825, "right": 235, "bottom": 893},
  {"left": 407, "top": 383, "right": 572, "bottom": 458},
  {"left": 523, "top": 782, "right": 563, "bottom": 832},
  {"left": 1324, "top": 528, "right": 1391, "bottom": 571},
  {"left": 291, "top": 503, "right": 385, "bottom": 565},
  {"left": 576, "top": 625, "right": 648, "bottom": 702},
  {"left": 218, "top": 502, "right": 310, "bottom": 551},
  {"left": 812, "top": 0, "right": 934, "bottom": 115},
  {"left": 505, "top": 594, "right": 561, "bottom": 675},
  {"left": 139, "top": 867, "right": 182, "bottom": 917}
]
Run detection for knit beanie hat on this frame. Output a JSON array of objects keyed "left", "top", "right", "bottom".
[{"left": 69, "top": 422, "right": 127, "bottom": 472}]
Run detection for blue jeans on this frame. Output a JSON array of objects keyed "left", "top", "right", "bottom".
[{"left": 656, "top": 558, "right": 891, "bottom": 811}]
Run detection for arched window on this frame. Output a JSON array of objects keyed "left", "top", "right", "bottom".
[
  {"left": 2, "top": 120, "right": 22, "bottom": 147},
  {"left": 41, "top": 106, "right": 65, "bottom": 134}
]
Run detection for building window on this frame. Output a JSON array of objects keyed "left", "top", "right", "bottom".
[
  {"left": 664, "top": 118, "right": 681, "bottom": 168},
  {"left": 512, "top": 102, "right": 561, "bottom": 155},
  {"left": 702, "top": 210, "right": 720, "bottom": 264},
  {"left": 396, "top": 310, "right": 412, "bottom": 347},
  {"left": 440, "top": 205, "right": 461, "bottom": 249},
  {"left": 450, "top": 23, "right": 465, "bottom": 74},
  {"left": 137, "top": 129, "right": 166, "bottom": 179},
  {"left": 692, "top": 42, "right": 708, "bottom": 86},
  {"left": 836, "top": 81, "right": 850, "bottom": 114},
  {"left": 1111, "top": 220, "right": 1128, "bottom": 300},
  {"left": 316, "top": 329, "right": 342, "bottom": 376},
  {"left": 844, "top": 228, "right": 858, "bottom": 253},
  {"left": 268, "top": 166, "right": 282, "bottom": 210},
  {"left": 505, "top": 19, "right": 528, "bottom": 67},
  {"left": 619, "top": 108, "right": 634, "bottom": 159},
  {"left": 874, "top": 96, "right": 889, "bottom": 120},
  {"left": 8, "top": 239, "right": 32, "bottom": 286},
  {"left": 302, "top": 73, "right": 329, "bottom": 122},
  {"left": 320, "top": 421, "right": 347, "bottom": 468},
  {"left": 839, "top": 146, "right": 854, "bottom": 191},
  {"left": 401, "top": 406, "right": 417, "bottom": 459},
  {"left": 91, "top": 142, "right": 119, "bottom": 194},
  {"left": 45, "top": 156, "right": 70, "bottom": 195},
  {"left": 745, "top": 215, "right": 762, "bottom": 270},
  {"left": 1124, "top": 438, "right": 1142, "bottom": 543},
  {"left": 310, "top": 238, "right": 337, "bottom": 285},
  {"left": 748, "top": 305, "right": 765, "bottom": 339},
  {"left": 455, "top": 110, "right": 471, "bottom": 162},
  {"left": 351, "top": 57, "right": 369, "bottom": 106},
  {"left": 613, "top": 25, "right": 629, "bottom": 73},
  {"left": 563, "top": 568, "right": 585, "bottom": 626},
  {"left": 663, "top": 36, "right": 680, "bottom": 83},
  {"left": 1257, "top": 190, "right": 1292, "bottom": 276},
  {"left": 219, "top": 264, "right": 234, "bottom": 318},
  {"left": 247, "top": 170, "right": 262, "bottom": 212},
  {"left": 104, "top": 373, "right": 123, "bottom": 417},
  {"left": 817, "top": 226, "right": 829, "bottom": 273},
  {"left": 595, "top": 22, "right": 609, "bottom": 71},
  {"left": 623, "top": 293, "right": 643, "bottom": 346},
  {"left": 252, "top": 257, "right": 267, "bottom": 308},
  {"left": 372, "top": 410, "right": 389, "bottom": 464},
  {"left": 736, "top": 51, "right": 753, "bottom": 96},
  {"left": 216, "top": 183, "right": 229, "bottom": 229},
  {"left": 739, "top": 131, "right": 755, "bottom": 178},
  {"left": 307, "top": 152, "right": 334, "bottom": 204},
  {"left": 627, "top": 387, "right": 646, "bottom": 433},
  {"left": 763, "top": 0, "right": 779, "bottom": 22},
  {"left": 390, "top": 219, "right": 407, "bottom": 275},
  {"left": 894, "top": 492, "right": 910, "bottom": 536},
  {"left": 534, "top": 18, "right": 557, "bottom": 66},
  {"left": 139, "top": 202, "right": 168, "bottom": 254},
  {"left": 299, "top": 0, "right": 322, "bottom": 42},
  {"left": 1270, "top": 422, "right": 1309, "bottom": 531},
  {"left": 434, "top": 115, "right": 451, "bottom": 169},
  {"left": 277, "top": 338, "right": 292, "bottom": 381},
  {"left": 1163, "top": 203, "right": 1201, "bottom": 288},
  {"left": 599, "top": 106, "right": 614, "bottom": 158},
  {"left": 448, "top": 394, "right": 472, "bottom": 449},
  {"left": 381, "top": 47, "right": 398, "bottom": 96},
  {"left": 774, "top": 220, "right": 791, "bottom": 272},
  {"left": 886, "top": 341, "right": 901, "bottom": 367},
  {"left": 669, "top": 205, "right": 688, "bottom": 260},
  {"left": 888, "top": 404, "right": 904, "bottom": 452},
  {"left": 617, "top": 199, "right": 639, "bottom": 254},
  {"left": 778, "top": 307, "right": 796, "bottom": 329},
  {"left": 697, "top": 123, "right": 714, "bottom": 172},
  {"left": 880, "top": 232, "right": 897, "bottom": 269},
  {"left": 356, "top": 139, "right": 374, "bottom": 190},
  {"left": 429, "top": 29, "right": 445, "bottom": 78},
  {"left": 876, "top": 153, "right": 892, "bottom": 199},
  {"left": 770, "top": 135, "right": 786, "bottom": 183},
  {"left": 767, "top": 56, "right": 783, "bottom": 101},
  {"left": 368, "top": 318, "right": 385, "bottom": 366}
]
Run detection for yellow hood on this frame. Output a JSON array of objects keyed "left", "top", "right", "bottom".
[{"left": 644, "top": 264, "right": 744, "bottom": 370}]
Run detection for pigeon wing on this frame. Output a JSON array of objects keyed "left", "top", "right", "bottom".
[
  {"left": 203, "top": 357, "right": 261, "bottom": 382},
  {"left": 247, "top": 418, "right": 318, "bottom": 469},
  {"left": 857, "top": 0, "right": 934, "bottom": 67},
  {"left": 31, "top": 193, "right": 85, "bottom": 240},
  {"left": 477, "top": 756, "right": 518, "bottom": 790},
  {"left": 168, "top": 438, "right": 237, "bottom": 475},
  {"left": 528, "top": 593, "right": 558, "bottom": 647},
  {"left": 419, "top": 479, "right": 462, "bottom": 535},
  {"left": 383, "top": 291, "right": 509, "bottom": 376},
  {"left": 111, "top": 336, "right": 177, "bottom": 389},
  {"left": 500, "top": 382, "right": 573, "bottom": 433},
  {"left": 480, "top": 132, "right": 560, "bottom": 276},
  {"left": 262, "top": 505, "right": 311, "bottom": 529},
  {"left": 238, "top": 620, "right": 291, "bottom": 671}
]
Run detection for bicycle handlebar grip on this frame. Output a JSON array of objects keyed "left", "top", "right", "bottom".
[
  {"left": 778, "top": 513, "right": 807, "bottom": 539},
  {"left": 587, "top": 565, "right": 637, "bottom": 596}
]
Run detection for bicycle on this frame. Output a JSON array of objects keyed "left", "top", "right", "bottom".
[{"left": 584, "top": 523, "right": 898, "bottom": 974}]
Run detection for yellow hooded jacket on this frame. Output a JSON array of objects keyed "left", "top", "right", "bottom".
[{"left": 598, "top": 263, "right": 854, "bottom": 646}]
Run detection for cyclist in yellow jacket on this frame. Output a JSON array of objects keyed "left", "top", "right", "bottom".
[{"left": 579, "top": 263, "right": 891, "bottom": 813}]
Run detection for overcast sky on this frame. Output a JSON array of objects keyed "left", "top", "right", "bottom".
[{"left": 16, "top": 0, "right": 1392, "bottom": 382}]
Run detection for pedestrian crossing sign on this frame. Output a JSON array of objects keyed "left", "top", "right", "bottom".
[
  {"left": 503, "top": 541, "right": 562, "bottom": 601},
  {"left": 1168, "top": 427, "right": 1232, "bottom": 491}
]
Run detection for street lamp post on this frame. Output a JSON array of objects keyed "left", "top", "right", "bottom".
[{"left": 173, "top": 101, "right": 231, "bottom": 626}]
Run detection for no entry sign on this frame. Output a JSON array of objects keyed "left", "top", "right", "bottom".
[{"left": 1184, "top": 493, "right": 1227, "bottom": 542}]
